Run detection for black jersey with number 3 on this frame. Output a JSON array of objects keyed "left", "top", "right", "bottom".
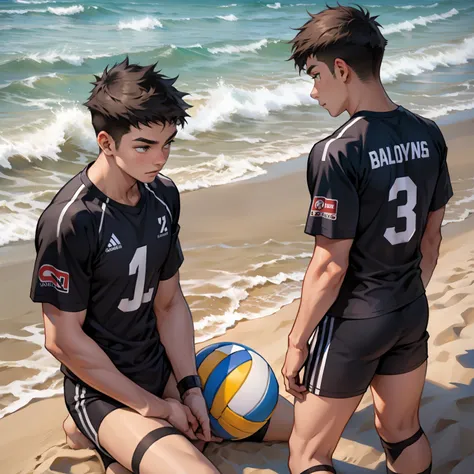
[
  {"left": 30, "top": 162, "right": 184, "bottom": 392},
  {"left": 305, "top": 105, "right": 453, "bottom": 318}
]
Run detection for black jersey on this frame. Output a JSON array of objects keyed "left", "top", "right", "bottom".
[
  {"left": 305, "top": 106, "right": 453, "bottom": 319},
  {"left": 30, "top": 162, "right": 184, "bottom": 393}
]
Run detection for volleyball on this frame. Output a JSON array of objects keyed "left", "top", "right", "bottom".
[{"left": 196, "top": 341, "right": 279, "bottom": 440}]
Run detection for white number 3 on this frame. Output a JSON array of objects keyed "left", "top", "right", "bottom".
[{"left": 384, "top": 176, "right": 417, "bottom": 246}]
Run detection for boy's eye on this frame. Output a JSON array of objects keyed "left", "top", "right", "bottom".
[
  {"left": 164, "top": 140, "right": 175, "bottom": 149},
  {"left": 312, "top": 72, "right": 321, "bottom": 80},
  {"left": 135, "top": 146, "right": 149, "bottom": 153}
]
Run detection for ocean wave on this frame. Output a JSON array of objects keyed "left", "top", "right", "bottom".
[
  {"left": 48, "top": 4, "right": 83, "bottom": 15},
  {"left": 179, "top": 79, "right": 313, "bottom": 137},
  {"left": 0, "top": 72, "right": 59, "bottom": 90},
  {"left": 219, "top": 3, "right": 237, "bottom": 7},
  {"left": 395, "top": 3, "right": 439, "bottom": 9},
  {"left": 0, "top": 325, "right": 61, "bottom": 419},
  {"left": 117, "top": 17, "right": 163, "bottom": 30},
  {"left": 420, "top": 99, "right": 474, "bottom": 119},
  {"left": 0, "top": 106, "right": 95, "bottom": 169},
  {"left": 216, "top": 14, "right": 238, "bottom": 21},
  {"left": 15, "top": 0, "right": 55, "bottom": 3},
  {"left": 382, "top": 35, "right": 474, "bottom": 83},
  {"left": 208, "top": 38, "right": 276, "bottom": 55},
  {"left": 0, "top": 4, "right": 86, "bottom": 15},
  {"left": 382, "top": 8, "right": 458, "bottom": 35},
  {"left": 267, "top": 2, "right": 281, "bottom": 9}
]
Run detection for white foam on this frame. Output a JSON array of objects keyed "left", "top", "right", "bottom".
[
  {"left": 420, "top": 99, "right": 474, "bottom": 119},
  {"left": 382, "top": 8, "right": 459, "bottom": 35},
  {"left": 15, "top": 0, "right": 55, "bottom": 3},
  {"left": 26, "top": 50, "right": 84, "bottom": 66},
  {"left": 180, "top": 79, "right": 313, "bottom": 136},
  {"left": 0, "top": 8, "right": 46, "bottom": 14},
  {"left": 0, "top": 324, "right": 61, "bottom": 419},
  {"left": 250, "top": 253, "right": 313, "bottom": 270},
  {"left": 267, "top": 2, "right": 281, "bottom": 9},
  {"left": 208, "top": 39, "right": 271, "bottom": 55},
  {"left": 0, "top": 106, "right": 96, "bottom": 169},
  {"left": 395, "top": 3, "right": 438, "bottom": 9},
  {"left": 47, "top": 5, "right": 83, "bottom": 15},
  {"left": 118, "top": 17, "right": 163, "bottom": 31},
  {"left": 217, "top": 14, "right": 238, "bottom": 21},
  {"left": 382, "top": 35, "right": 474, "bottom": 84},
  {"left": 219, "top": 3, "right": 237, "bottom": 7}
]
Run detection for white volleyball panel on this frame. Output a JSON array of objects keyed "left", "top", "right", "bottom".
[
  {"left": 228, "top": 349, "right": 270, "bottom": 416},
  {"left": 216, "top": 344, "right": 245, "bottom": 356}
]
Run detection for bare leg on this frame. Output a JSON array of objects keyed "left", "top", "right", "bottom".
[
  {"left": 288, "top": 391, "right": 363, "bottom": 474},
  {"left": 63, "top": 414, "right": 94, "bottom": 450},
  {"left": 98, "top": 407, "right": 219, "bottom": 474},
  {"left": 106, "top": 462, "right": 132, "bottom": 474},
  {"left": 371, "top": 362, "right": 431, "bottom": 473},
  {"left": 263, "top": 395, "right": 294, "bottom": 442}
]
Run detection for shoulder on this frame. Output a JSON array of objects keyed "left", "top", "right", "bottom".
[
  {"left": 144, "top": 173, "right": 181, "bottom": 221},
  {"left": 309, "top": 116, "right": 367, "bottom": 171},
  {"left": 36, "top": 176, "right": 97, "bottom": 245},
  {"left": 399, "top": 107, "right": 446, "bottom": 147}
]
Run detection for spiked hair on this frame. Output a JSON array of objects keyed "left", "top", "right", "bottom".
[
  {"left": 84, "top": 57, "right": 191, "bottom": 147},
  {"left": 289, "top": 4, "right": 388, "bottom": 80}
]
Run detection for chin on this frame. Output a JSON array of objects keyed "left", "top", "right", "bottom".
[{"left": 141, "top": 173, "right": 158, "bottom": 183}]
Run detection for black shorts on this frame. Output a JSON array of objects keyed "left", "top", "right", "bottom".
[
  {"left": 63, "top": 362, "right": 172, "bottom": 470},
  {"left": 302, "top": 293, "right": 429, "bottom": 398}
]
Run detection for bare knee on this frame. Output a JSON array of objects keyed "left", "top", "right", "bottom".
[
  {"left": 375, "top": 412, "right": 420, "bottom": 442},
  {"left": 288, "top": 431, "right": 332, "bottom": 474}
]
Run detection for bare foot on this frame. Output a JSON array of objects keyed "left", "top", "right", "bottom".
[{"left": 63, "top": 415, "right": 94, "bottom": 450}]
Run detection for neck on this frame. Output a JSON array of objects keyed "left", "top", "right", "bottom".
[
  {"left": 346, "top": 78, "right": 398, "bottom": 116},
  {"left": 87, "top": 153, "right": 141, "bottom": 205}
]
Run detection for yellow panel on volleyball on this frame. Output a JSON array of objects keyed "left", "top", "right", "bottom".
[
  {"left": 197, "top": 350, "right": 228, "bottom": 386},
  {"left": 210, "top": 360, "right": 252, "bottom": 419},
  {"left": 220, "top": 406, "right": 268, "bottom": 435}
]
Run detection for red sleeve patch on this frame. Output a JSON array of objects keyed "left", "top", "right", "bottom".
[
  {"left": 310, "top": 196, "right": 338, "bottom": 221},
  {"left": 39, "top": 265, "right": 70, "bottom": 293}
]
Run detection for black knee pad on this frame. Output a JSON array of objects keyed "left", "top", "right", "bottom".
[
  {"left": 379, "top": 426, "right": 425, "bottom": 465},
  {"left": 131, "top": 426, "right": 182, "bottom": 473},
  {"left": 300, "top": 466, "right": 336, "bottom": 474},
  {"left": 387, "top": 462, "right": 432, "bottom": 474}
]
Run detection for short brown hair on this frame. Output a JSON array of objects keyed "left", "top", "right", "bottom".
[
  {"left": 289, "top": 4, "right": 388, "bottom": 80},
  {"left": 84, "top": 57, "right": 191, "bottom": 147}
]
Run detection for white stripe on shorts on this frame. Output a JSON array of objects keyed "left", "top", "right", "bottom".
[
  {"left": 308, "top": 316, "right": 329, "bottom": 390},
  {"left": 74, "top": 384, "right": 108, "bottom": 455},
  {"left": 314, "top": 317, "right": 335, "bottom": 395}
]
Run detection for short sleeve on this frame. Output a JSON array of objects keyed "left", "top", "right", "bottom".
[
  {"left": 160, "top": 184, "right": 184, "bottom": 280},
  {"left": 305, "top": 139, "right": 360, "bottom": 239},
  {"left": 429, "top": 140, "right": 453, "bottom": 212},
  {"left": 30, "top": 210, "right": 94, "bottom": 312}
]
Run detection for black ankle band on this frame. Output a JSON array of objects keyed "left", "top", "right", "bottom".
[
  {"left": 301, "top": 465, "right": 336, "bottom": 474},
  {"left": 131, "top": 426, "right": 181, "bottom": 473},
  {"left": 380, "top": 427, "right": 424, "bottom": 464}
]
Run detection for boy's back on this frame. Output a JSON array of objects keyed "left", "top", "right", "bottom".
[{"left": 305, "top": 105, "right": 452, "bottom": 317}]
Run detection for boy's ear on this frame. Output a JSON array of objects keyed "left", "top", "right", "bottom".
[
  {"left": 334, "top": 58, "right": 350, "bottom": 82},
  {"left": 97, "top": 131, "right": 116, "bottom": 156}
]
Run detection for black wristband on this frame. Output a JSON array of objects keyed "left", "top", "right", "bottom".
[{"left": 177, "top": 375, "right": 202, "bottom": 398}]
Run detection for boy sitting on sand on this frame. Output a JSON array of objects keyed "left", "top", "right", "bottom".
[{"left": 30, "top": 57, "right": 293, "bottom": 474}]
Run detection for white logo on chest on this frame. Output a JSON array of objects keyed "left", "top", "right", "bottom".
[{"left": 157, "top": 216, "right": 169, "bottom": 239}]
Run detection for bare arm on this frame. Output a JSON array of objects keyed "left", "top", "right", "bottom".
[
  {"left": 42, "top": 303, "right": 170, "bottom": 418},
  {"left": 420, "top": 206, "right": 445, "bottom": 289},
  {"left": 154, "top": 271, "right": 198, "bottom": 385},
  {"left": 288, "top": 236, "right": 353, "bottom": 349}
]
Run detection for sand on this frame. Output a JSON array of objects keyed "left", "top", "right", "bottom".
[{"left": 1, "top": 119, "right": 473, "bottom": 474}]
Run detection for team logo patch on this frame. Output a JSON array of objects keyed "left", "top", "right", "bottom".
[
  {"left": 39, "top": 264, "right": 70, "bottom": 293},
  {"left": 310, "top": 196, "right": 338, "bottom": 221}
]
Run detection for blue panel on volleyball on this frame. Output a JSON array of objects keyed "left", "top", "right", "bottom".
[
  {"left": 243, "top": 368, "right": 279, "bottom": 422},
  {"left": 202, "top": 350, "right": 252, "bottom": 403}
]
